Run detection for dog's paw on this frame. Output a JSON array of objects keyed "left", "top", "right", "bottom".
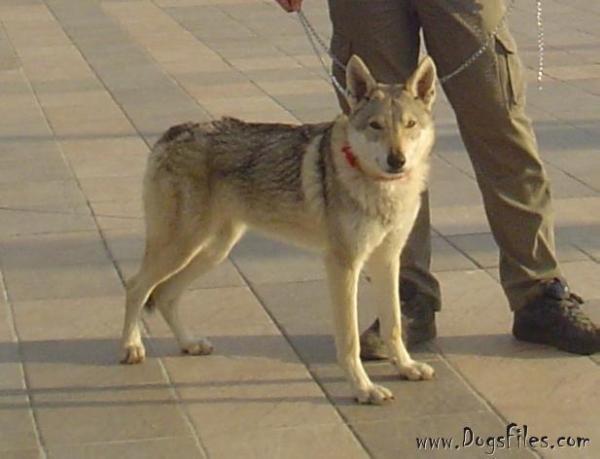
[
  {"left": 396, "top": 360, "right": 435, "bottom": 381},
  {"left": 120, "top": 344, "right": 146, "bottom": 365},
  {"left": 355, "top": 383, "right": 394, "bottom": 405},
  {"left": 181, "top": 338, "right": 214, "bottom": 356}
]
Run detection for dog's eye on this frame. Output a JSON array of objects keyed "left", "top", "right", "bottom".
[
  {"left": 369, "top": 121, "right": 384, "bottom": 130},
  {"left": 406, "top": 120, "right": 417, "bottom": 128}
]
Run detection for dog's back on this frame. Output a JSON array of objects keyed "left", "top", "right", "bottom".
[{"left": 144, "top": 117, "right": 333, "bottom": 246}]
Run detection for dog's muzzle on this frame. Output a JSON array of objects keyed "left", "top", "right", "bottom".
[{"left": 386, "top": 152, "right": 406, "bottom": 173}]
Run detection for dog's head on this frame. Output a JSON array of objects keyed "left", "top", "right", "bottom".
[{"left": 344, "top": 55, "right": 437, "bottom": 181}]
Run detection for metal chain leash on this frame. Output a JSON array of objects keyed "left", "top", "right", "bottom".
[
  {"left": 536, "top": 0, "right": 545, "bottom": 89},
  {"left": 438, "top": 0, "right": 516, "bottom": 83},
  {"left": 297, "top": 10, "right": 349, "bottom": 98},
  {"left": 297, "top": 0, "right": 545, "bottom": 95}
]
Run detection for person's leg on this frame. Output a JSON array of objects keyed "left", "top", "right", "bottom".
[
  {"left": 416, "top": 0, "right": 598, "bottom": 354},
  {"left": 328, "top": 0, "right": 442, "bottom": 324},
  {"left": 416, "top": 0, "right": 560, "bottom": 307},
  {"left": 328, "top": 0, "right": 421, "bottom": 86}
]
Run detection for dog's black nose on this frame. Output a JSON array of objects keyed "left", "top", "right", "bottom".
[{"left": 387, "top": 153, "right": 406, "bottom": 172}]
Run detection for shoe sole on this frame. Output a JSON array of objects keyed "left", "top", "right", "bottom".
[{"left": 359, "top": 350, "right": 388, "bottom": 361}]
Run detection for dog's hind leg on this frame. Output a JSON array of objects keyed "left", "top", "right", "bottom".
[
  {"left": 365, "top": 240, "right": 435, "bottom": 381},
  {"left": 148, "top": 222, "right": 245, "bottom": 355},
  {"left": 121, "top": 231, "right": 208, "bottom": 365}
]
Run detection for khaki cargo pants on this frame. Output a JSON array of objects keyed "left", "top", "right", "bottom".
[{"left": 328, "top": 0, "right": 561, "bottom": 310}]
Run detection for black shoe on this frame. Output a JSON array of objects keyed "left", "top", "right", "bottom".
[
  {"left": 402, "top": 297, "right": 437, "bottom": 347},
  {"left": 359, "top": 319, "right": 388, "bottom": 361},
  {"left": 359, "top": 306, "right": 436, "bottom": 361},
  {"left": 513, "top": 278, "right": 600, "bottom": 355}
]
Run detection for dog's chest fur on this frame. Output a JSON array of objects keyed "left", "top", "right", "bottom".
[{"left": 327, "top": 168, "right": 422, "bottom": 256}]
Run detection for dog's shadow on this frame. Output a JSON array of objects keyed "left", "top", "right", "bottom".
[
  {"left": 0, "top": 335, "right": 334, "bottom": 366},
  {"left": 0, "top": 332, "right": 571, "bottom": 368},
  {"left": 0, "top": 333, "right": 576, "bottom": 411},
  {"left": 0, "top": 335, "right": 339, "bottom": 409}
]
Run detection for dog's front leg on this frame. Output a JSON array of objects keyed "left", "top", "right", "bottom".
[
  {"left": 366, "top": 244, "right": 435, "bottom": 381},
  {"left": 324, "top": 252, "right": 394, "bottom": 404}
]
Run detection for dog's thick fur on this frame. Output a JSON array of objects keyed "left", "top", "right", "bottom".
[{"left": 121, "top": 56, "right": 437, "bottom": 404}]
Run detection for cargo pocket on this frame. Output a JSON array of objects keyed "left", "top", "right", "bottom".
[{"left": 494, "top": 28, "right": 525, "bottom": 109}]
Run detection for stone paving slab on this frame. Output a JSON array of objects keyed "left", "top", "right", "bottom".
[{"left": 0, "top": 0, "right": 598, "bottom": 457}]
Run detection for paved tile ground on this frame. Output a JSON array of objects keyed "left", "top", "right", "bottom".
[{"left": 0, "top": 0, "right": 598, "bottom": 458}]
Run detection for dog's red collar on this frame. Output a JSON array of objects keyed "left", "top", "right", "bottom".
[{"left": 341, "top": 143, "right": 359, "bottom": 169}]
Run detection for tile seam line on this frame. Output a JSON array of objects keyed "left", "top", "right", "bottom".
[
  {"left": 0, "top": 258, "right": 47, "bottom": 457},
  {"left": 571, "top": 242, "right": 599, "bottom": 263},
  {"left": 27, "top": 434, "right": 202, "bottom": 450},
  {"left": 0, "top": 228, "right": 112, "bottom": 239},
  {"left": 21, "top": 3, "right": 209, "bottom": 457},
  {"left": 434, "top": 232, "right": 487, "bottom": 271},
  {"left": 228, "top": 256, "right": 374, "bottom": 459},
  {"left": 0, "top": 228, "right": 113, "bottom": 238},
  {"left": 432, "top": 150, "right": 477, "bottom": 180},
  {"left": 237, "top": 268, "right": 501, "bottom": 289},
  {"left": 159, "top": 407, "right": 496, "bottom": 439},
  {"left": 151, "top": 0, "right": 304, "bottom": 121},
  {"left": 562, "top": 79, "right": 600, "bottom": 98},
  {"left": 0, "top": 18, "right": 54, "bottom": 459},
  {"left": 0, "top": 265, "right": 49, "bottom": 456},
  {"left": 0, "top": 206, "right": 92, "bottom": 216},
  {"left": 557, "top": 168, "right": 600, "bottom": 194}
]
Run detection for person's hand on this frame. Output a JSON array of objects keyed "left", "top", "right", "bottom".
[{"left": 275, "top": 0, "right": 303, "bottom": 12}]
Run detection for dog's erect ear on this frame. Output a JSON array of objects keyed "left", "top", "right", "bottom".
[
  {"left": 406, "top": 56, "right": 437, "bottom": 110},
  {"left": 346, "top": 55, "right": 377, "bottom": 108}
]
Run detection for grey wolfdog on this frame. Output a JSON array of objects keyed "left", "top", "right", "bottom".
[{"left": 121, "top": 55, "right": 437, "bottom": 404}]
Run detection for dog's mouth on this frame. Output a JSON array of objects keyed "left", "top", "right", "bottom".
[
  {"left": 373, "top": 162, "right": 411, "bottom": 181},
  {"left": 372, "top": 157, "right": 411, "bottom": 181},
  {"left": 375, "top": 169, "right": 411, "bottom": 181},
  {"left": 343, "top": 146, "right": 412, "bottom": 182}
]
